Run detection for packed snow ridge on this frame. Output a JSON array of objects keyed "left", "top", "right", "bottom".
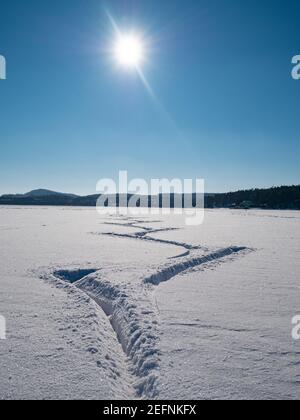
[
  {"left": 51, "top": 268, "right": 161, "bottom": 398},
  {"left": 46, "top": 217, "right": 252, "bottom": 399},
  {"left": 143, "top": 246, "right": 249, "bottom": 286}
]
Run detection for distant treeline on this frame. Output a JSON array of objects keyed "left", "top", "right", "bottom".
[
  {"left": 0, "top": 185, "right": 299, "bottom": 210},
  {"left": 205, "top": 185, "right": 300, "bottom": 209}
]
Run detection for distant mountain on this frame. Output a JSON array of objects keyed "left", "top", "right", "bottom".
[
  {"left": 2, "top": 189, "right": 78, "bottom": 199},
  {"left": 0, "top": 186, "right": 299, "bottom": 209},
  {"left": 0, "top": 189, "right": 79, "bottom": 206},
  {"left": 24, "top": 189, "right": 78, "bottom": 198}
]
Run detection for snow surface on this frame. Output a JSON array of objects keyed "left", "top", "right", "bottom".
[{"left": 0, "top": 206, "right": 299, "bottom": 400}]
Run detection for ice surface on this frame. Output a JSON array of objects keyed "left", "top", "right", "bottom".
[{"left": 0, "top": 206, "right": 299, "bottom": 400}]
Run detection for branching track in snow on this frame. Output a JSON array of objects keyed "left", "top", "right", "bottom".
[
  {"left": 95, "top": 221, "right": 208, "bottom": 258},
  {"left": 48, "top": 217, "right": 252, "bottom": 399},
  {"left": 143, "top": 246, "right": 249, "bottom": 286}
]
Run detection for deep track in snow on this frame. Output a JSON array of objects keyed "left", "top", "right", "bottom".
[{"left": 48, "top": 217, "right": 252, "bottom": 399}]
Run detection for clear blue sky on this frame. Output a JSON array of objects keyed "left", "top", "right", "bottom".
[{"left": 0, "top": 0, "right": 299, "bottom": 195}]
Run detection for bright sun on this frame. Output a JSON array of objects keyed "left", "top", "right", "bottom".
[{"left": 114, "top": 34, "right": 144, "bottom": 68}]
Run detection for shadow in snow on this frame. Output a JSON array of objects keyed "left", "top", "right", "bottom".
[{"left": 54, "top": 269, "right": 98, "bottom": 284}]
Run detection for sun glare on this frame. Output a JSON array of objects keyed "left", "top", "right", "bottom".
[{"left": 114, "top": 34, "right": 144, "bottom": 68}]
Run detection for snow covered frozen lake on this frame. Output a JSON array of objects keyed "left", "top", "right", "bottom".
[{"left": 0, "top": 206, "right": 300, "bottom": 400}]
